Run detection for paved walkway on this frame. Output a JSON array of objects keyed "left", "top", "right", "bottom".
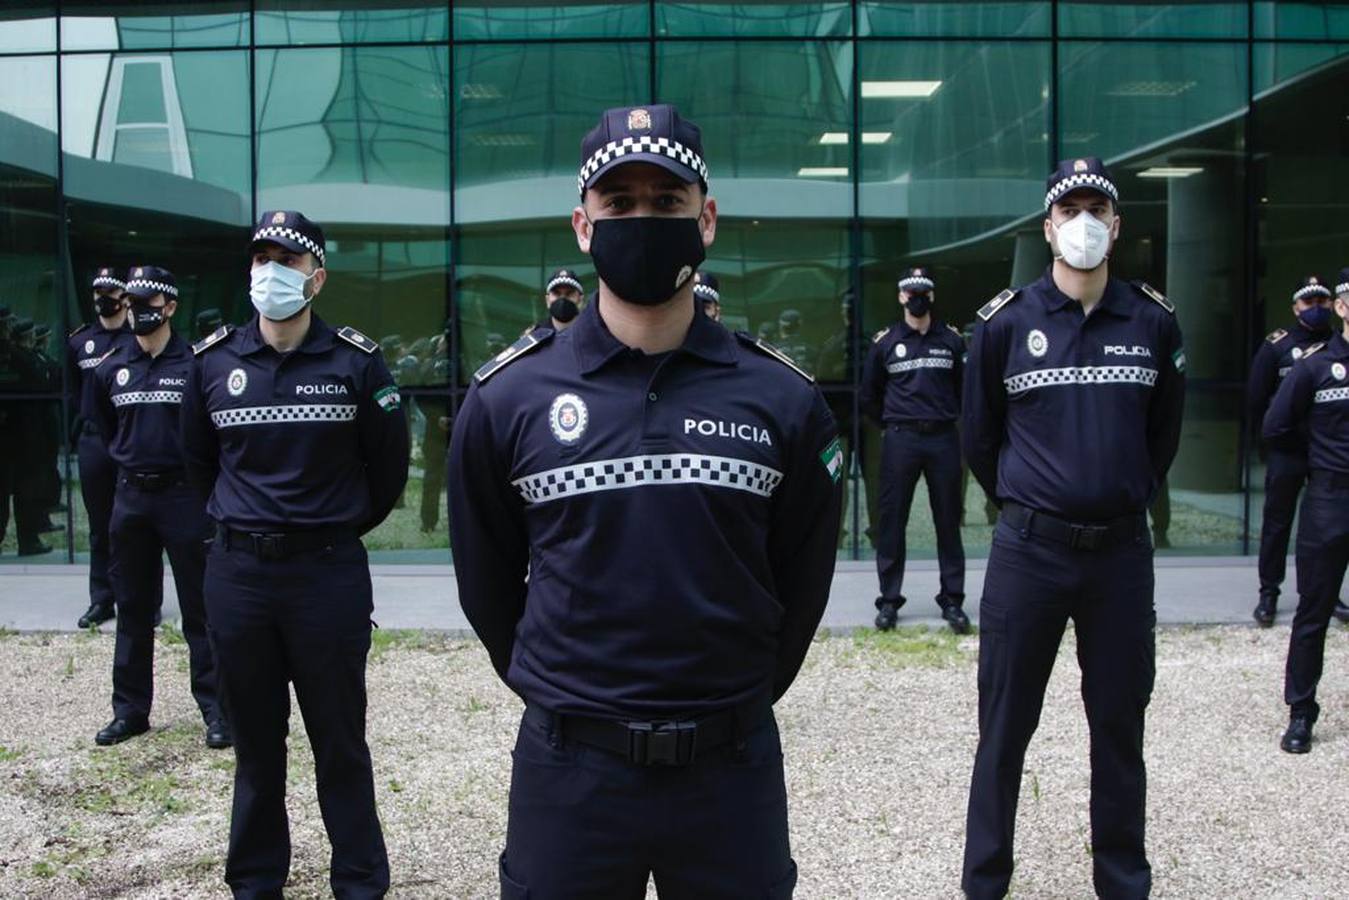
[{"left": 0, "top": 558, "right": 1284, "bottom": 633}]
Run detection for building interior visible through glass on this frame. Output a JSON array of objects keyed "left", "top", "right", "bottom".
[{"left": 0, "top": 1, "right": 1346, "bottom": 561}]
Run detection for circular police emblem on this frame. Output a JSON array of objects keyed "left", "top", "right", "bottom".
[
  {"left": 115, "top": 367, "right": 130, "bottom": 386},
  {"left": 83, "top": 339, "right": 95, "bottom": 354},
  {"left": 227, "top": 367, "right": 248, "bottom": 397},
  {"left": 549, "top": 393, "right": 588, "bottom": 445},
  {"left": 675, "top": 265, "right": 693, "bottom": 290},
  {"left": 1292, "top": 347, "right": 1304, "bottom": 360},
  {"left": 1027, "top": 329, "right": 1049, "bottom": 358},
  {"left": 894, "top": 343, "right": 907, "bottom": 359},
  {"left": 1334, "top": 363, "right": 1347, "bottom": 381}
]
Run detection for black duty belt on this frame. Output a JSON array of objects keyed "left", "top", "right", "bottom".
[
  {"left": 1000, "top": 502, "right": 1145, "bottom": 551},
  {"left": 891, "top": 419, "right": 955, "bottom": 434},
  {"left": 524, "top": 702, "right": 760, "bottom": 767},
  {"left": 1309, "top": 470, "right": 1349, "bottom": 491},
  {"left": 122, "top": 470, "right": 185, "bottom": 491},
  {"left": 216, "top": 524, "right": 354, "bottom": 560}
]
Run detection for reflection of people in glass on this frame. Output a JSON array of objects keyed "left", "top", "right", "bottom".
[
  {"left": 31, "top": 323, "right": 65, "bottom": 533},
  {"left": 693, "top": 270, "right": 721, "bottom": 322},
  {"left": 0, "top": 307, "right": 15, "bottom": 550},
  {"left": 419, "top": 320, "right": 452, "bottom": 534},
  {"left": 862, "top": 267, "right": 969, "bottom": 634},
  {"left": 530, "top": 267, "right": 586, "bottom": 335},
  {"left": 1248, "top": 275, "right": 1337, "bottom": 627},
  {"left": 7, "top": 317, "right": 57, "bottom": 555},
  {"left": 195, "top": 308, "right": 224, "bottom": 340},
  {"left": 775, "top": 308, "right": 811, "bottom": 369}
]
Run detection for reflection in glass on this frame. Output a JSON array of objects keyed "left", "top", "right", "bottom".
[
  {"left": 255, "top": 4, "right": 447, "bottom": 45},
  {"left": 60, "top": 2, "right": 249, "bottom": 50},
  {"left": 0, "top": 3, "right": 55, "bottom": 53},
  {"left": 453, "top": 2, "right": 646, "bottom": 40},
  {"left": 656, "top": 2, "right": 851, "bottom": 38},
  {"left": 1255, "top": 2, "right": 1349, "bottom": 40},
  {"left": 1058, "top": 1, "right": 1247, "bottom": 38},
  {"left": 859, "top": 1, "right": 1050, "bottom": 37}
]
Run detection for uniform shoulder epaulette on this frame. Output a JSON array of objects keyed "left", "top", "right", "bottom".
[
  {"left": 872, "top": 327, "right": 889, "bottom": 344},
  {"left": 1265, "top": 328, "right": 1289, "bottom": 344},
  {"left": 1302, "top": 341, "right": 1326, "bottom": 358},
  {"left": 68, "top": 323, "right": 89, "bottom": 339},
  {"left": 192, "top": 324, "right": 235, "bottom": 356},
  {"left": 1134, "top": 281, "right": 1175, "bottom": 314},
  {"left": 336, "top": 325, "right": 378, "bottom": 354},
  {"left": 736, "top": 332, "right": 814, "bottom": 382},
  {"left": 946, "top": 323, "right": 963, "bottom": 338},
  {"left": 474, "top": 329, "right": 552, "bottom": 384},
  {"left": 976, "top": 288, "right": 1019, "bottom": 322}
]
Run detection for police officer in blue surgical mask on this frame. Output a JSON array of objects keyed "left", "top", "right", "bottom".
[{"left": 181, "top": 211, "right": 409, "bottom": 897}]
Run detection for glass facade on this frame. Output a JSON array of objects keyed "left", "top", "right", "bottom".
[{"left": 1, "top": 1, "right": 1346, "bottom": 563}]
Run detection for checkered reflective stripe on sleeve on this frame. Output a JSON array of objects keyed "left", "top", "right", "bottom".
[
  {"left": 111, "top": 390, "right": 184, "bottom": 406},
  {"left": 78, "top": 349, "right": 116, "bottom": 370},
  {"left": 513, "top": 453, "right": 784, "bottom": 505},
  {"left": 210, "top": 404, "right": 357, "bottom": 428},
  {"left": 1313, "top": 387, "right": 1349, "bottom": 404},
  {"left": 577, "top": 136, "right": 709, "bottom": 194},
  {"left": 1003, "top": 365, "right": 1158, "bottom": 394}
]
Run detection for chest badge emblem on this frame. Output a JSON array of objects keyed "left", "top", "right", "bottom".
[
  {"left": 1333, "top": 363, "right": 1346, "bottom": 382},
  {"left": 549, "top": 393, "right": 588, "bottom": 445},
  {"left": 227, "top": 368, "right": 248, "bottom": 397},
  {"left": 84, "top": 339, "right": 95, "bottom": 354},
  {"left": 1292, "top": 347, "right": 1303, "bottom": 360},
  {"left": 1027, "top": 329, "right": 1049, "bottom": 358},
  {"left": 115, "top": 367, "right": 130, "bottom": 386},
  {"left": 894, "top": 343, "right": 907, "bottom": 359}
]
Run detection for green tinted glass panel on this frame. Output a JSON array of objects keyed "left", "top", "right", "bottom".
[
  {"left": 860, "top": 41, "right": 1051, "bottom": 251},
  {"left": 0, "top": 2, "right": 54, "bottom": 52},
  {"left": 61, "top": 2, "right": 249, "bottom": 50},
  {"left": 1254, "top": 41, "right": 1349, "bottom": 91},
  {"left": 255, "top": 4, "right": 448, "bottom": 44},
  {"left": 1255, "top": 2, "right": 1349, "bottom": 39},
  {"left": 1058, "top": 1, "right": 1247, "bottom": 38},
  {"left": 116, "top": 63, "right": 167, "bottom": 123},
  {"left": 655, "top": 2, "right": 851, "bottom": 37},
  {"left": 859, "top": 1, "right": 1050, "bottom": 37},
  {"left": 453, "top": 2, "right": 647, "bottom": 40},
  {"left": 112, "top": 127, "right": 172, "bottom": 169}
]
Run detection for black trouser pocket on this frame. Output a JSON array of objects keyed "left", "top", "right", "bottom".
[{"left": 499, "top": 851, "right": 529, "bottom": 899}]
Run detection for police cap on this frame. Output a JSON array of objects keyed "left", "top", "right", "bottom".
[
  {"left": 578, "top": 104, "right": 708, "bottom": 196},
  {"left": 1335, "top": 267, "right": 1349, "bottom": 299},
  {"left": 124, "top": 265, "right": 178, "bottom": 300},
  {"left": 546, "top": 268, "right": 584, "bottom": 295},
  {"left": 251, "top": 210, "right": 326, "bottom": 267},
  {"left": 12, "top": 316, "right": 34, "bottom": 337},
  {"left": 692, "top": 270, "right": 720, "bottom": 305},
  {"left": 1293, "top": 275, "right": 1332, "bottom": 303},
  {"left": 91, "top": 267, "right": 124, "bottom": 292},
  {"left": 1045, "top": 157, "right": 1119, "bottom": 211},
  {"left": 897, "top": 266, "right": 935, "bottom": 294}
]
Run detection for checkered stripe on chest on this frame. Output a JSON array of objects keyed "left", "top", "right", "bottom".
[
  {"left": 1003, "top": 365, "right": 1158, "bottom": 394},
  {"left": 513, "top": 453, "right": 784, "bottom": 505}
]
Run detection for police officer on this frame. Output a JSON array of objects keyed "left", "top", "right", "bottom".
[
  {"left": 962, "top": 157, "right": 1185, "bottom": 899},
  {"left": 69, "top": 268, "right": 137, "bottom": 627},
  {"left": 775, "top": 308, "right": 811, "bottom": 367},
  {"left": 8, "top": 317, "right": 53, "bottom": 556},
  {"left": 195, "top": 307, "right": 223, "bottom": 340},
  {"left": 1248, "top": 275, "right": 1336, "bottom": 626},
  {"left": 181, "top": 210, "right": 408, "bottom": 897},
  {"left": 530, "top": 267, "right": 586, "bottom": 335},
  {"left": 448, "top": 105, "right": 842, "bottom": 898},
  {"left": 862, "top": 267, "right": 969, "bottom": 633},
  {"left": 90, "top": 266, "right": 226, "bottom": 748},
  {"left": 1263, "top": 276, "right": 1349, "bottom": 752},
  {"left": 694, "top": 269, "right": 721, "bottom": 321}
]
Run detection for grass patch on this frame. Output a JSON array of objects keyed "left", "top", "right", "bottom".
[
  {"left": 157, "top": 619, "right": 186, "bottom": 647},
  {"left": 369, "top": 628, "right": 453, "bottom": 661},
  {"left": 0, "top": 745, "right": 22, "bottom": 763},
  {"left": 846, "top": 625, "right": 968, "bottom": 669}
]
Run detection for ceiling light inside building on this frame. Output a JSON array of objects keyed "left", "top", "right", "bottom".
[
  {"left": 798, "top": 167, "right": 849, "bottom": 177},
  {"left": 817, "top": 132, "right": 893, "bottom": 144},
  {"left": 458, "top": 83, "right": 502, "bottom": 100},
  {"left": 860, "top": 80, "right": 942, "bottom": 98},
  {"left": 1137, "top": 166, "right": 1204, "bottom": 178}
]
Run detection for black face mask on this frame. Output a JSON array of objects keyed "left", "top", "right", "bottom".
[
  {"left": 548, "top": 297, "right": 580, "bottom": 323},
  {"left": 129, "top": 301, "right": 168, "bottom": 336},
  {"left": 94, "top": 294, "right": 123, "bottom": 319},
  {"left": 588, "top": 216, "right": 706, "bottom": 306},
  {"left": 905, "top": 293, "right": 933, "bottom": 317}
]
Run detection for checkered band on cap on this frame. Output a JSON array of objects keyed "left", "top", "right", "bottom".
[
  {"left": 1003, "top": 365, "right": 1157, "bottom": 394},
  {"left": 92, "top": 275, "right": 125, "bottom": 290},
  {"left": 898, "top": 276, "right": 935, "bottom": 292},
  {"left": 1294, "top": 283, "right": 1332, "bottom": 301},
  {"left": 512, "top": 453, "right": 783, "bottom": 505},
  {"left": 1044, "top": 173, "right": 1119, "bottom": 210},
  {"left": 546, "top": 274, "right": 583, "bottom": 294},
  {"left": 251, "top": 225, "right": 326, "bottom": 266},
  {"left": 1336, "top": 281, "right": 1349, "bottom": 296},
  {"left": 693, "top": 283, "right": 720, "bottom": 303},
  {"left": 577, "top": 135, "right": 709, "bottom": 195},
  {"left": 112, "top": 390, "right": 183, "bottom": 407},
  {"left": 211, "top": 404, "right": 356, "bottom": 429},
  {"left": 125, "top": 278, "right": 178, "bottom": 298}
]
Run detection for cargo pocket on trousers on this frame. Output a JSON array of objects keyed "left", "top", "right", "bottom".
[
  {"left": 499, "top": 851, "right": 529, "bottom": 899},
  {"left": 768, "top": 859, "right": 798, "bottom": 898}
]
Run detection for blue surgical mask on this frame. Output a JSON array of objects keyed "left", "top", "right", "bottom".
[
  {"left": 1297, "top": 305, "right": 1332, "bottom": 332},
  {"left": 250, "top": 260, "right": 315, "bottom": 322}
]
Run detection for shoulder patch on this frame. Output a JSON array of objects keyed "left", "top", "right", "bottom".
[
  {"left": 336, "top": 325, "right": 378, "bottom": 354},
  {"left": 1134, "top": 281, "right": 1175, "bottom": 314},
  {"left": 68, "top": 323, "right": 89, "bottom": 339},
  {"left": 1302, "top": 342, "right": 1325, "bottom": 358},
  {"left": 192, "top": 324, "right": 235, "bottom": 356},
  {"left": 474, "top": 330, "right": 552, "bottom": 384},
  {"left": 872, "top": 327, "right": 889, "bottom": 344},
  {"left": 736, "top": 332, "right": 814, "bottom": 382},
  {"left": 946, "top": 323, "right": 963, "bottom": 338},
  {"left": 1265, "top": 328, "right": 1289, "bottom": 344},
  {"left": 977, "top": 289, "right": 1018, "bottom": 322}
]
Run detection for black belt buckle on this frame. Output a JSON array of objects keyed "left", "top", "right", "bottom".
[
  {"left": 627, "top": 720, "right": 698, "bottom": 766},
  {"left": 250, "top": 532, "right": 288, "bottom": 560},
  {"left": 1068, "top": 523, "right": 1108, "bottom": 550}
]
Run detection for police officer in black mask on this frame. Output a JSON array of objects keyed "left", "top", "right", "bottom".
[{"left": 531, "top": 268, "right": 586, "bottom": 335}]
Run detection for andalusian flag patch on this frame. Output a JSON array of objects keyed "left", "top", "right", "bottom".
[
  {"left": 820, "top": 437, "right": 844, "bottom": 483},
  {"left": 375, "top": 385, "right": 401, "bottom": 413},
  {"left": 1172, "top": 348, "right": 1186, "bottom": 374}
]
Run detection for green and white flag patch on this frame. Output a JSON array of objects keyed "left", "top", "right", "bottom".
[
  {"left": 1172, "top": 348, "right": 1186, "bottom": 374},
  {"left": 820, "top": 437, "right": 844, "bottom": 483},
  {"left": 375, "top": 385, "right": 401, "bottom": 413}
]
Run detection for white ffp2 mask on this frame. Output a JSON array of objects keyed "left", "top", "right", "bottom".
[{"left": 1052, "top": 213, "right": 1112, "bottom": 271}]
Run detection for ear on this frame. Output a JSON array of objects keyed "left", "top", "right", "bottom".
[
  {"left": 1109, "top": 213, "right": 1122, "bottom": 242},
  {"left": 164, "top": 299, "right": 178, "bottom": 319},
  {"left": 572, "top": 206, "right": 592, "bottom": 254},
  {"left": 309, "top": 267, "right": 328, "bottom": 298},
  {"left": 1042, "top": 215, "right": 1054, "bottom": 244},
  {"left": 699, "top": 196, "right": 718, "bottom": 248}
]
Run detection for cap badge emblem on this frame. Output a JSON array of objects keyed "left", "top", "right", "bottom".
[
  {"left": 1027, "top": 329, "right": 1049, "bottom": 358},
  {"left": 628, "top": 108, "right": 652, "bottom": 131},
  {"left": 1073, "top": 159, "right": 1088, "bottom": 173},
  {"left": 133, "top": 268, "right": 143, "bottom": 277},
  {"left": 272, "top": 211, "right": 287, "bottom": 225},
  {"left": 549, "top": 393, "right": 588, "bottom": 445},
  {"left": 227, "top": 367, "right": 248, "bottom": 397},
  {"left": 1309, "top": 276, "right": 1319, "bottom": 284}
]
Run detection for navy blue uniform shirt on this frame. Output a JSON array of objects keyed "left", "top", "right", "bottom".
[
  {"left": 93, "top": 332, "right": 193, "bottom": 472},
  {"left": 1247, "top": 322, "right": 1332, "bottom": 437},
  {"left": 180, "top": 314, "right": 410, "bottom": 534},
  {"left": 68, "top": 321, "right": 134, "bottom": 424},
  {"left": 861, "top": 317, "right": 964, "bottom": 425},
  {"left": 963, "top": 270, "right": 1186, "bottom": 521},
  {"left": 1264, "top": 333, "right": 1349, "bottom": 474},
  {"left": 448, "top": 298, "right": 843, "bottom": 719}
]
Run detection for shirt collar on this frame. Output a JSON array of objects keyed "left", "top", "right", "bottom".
[
  {"left": 1036, "top": 267, "right": 1131, "bottom": 318},
  {"left": 237, "top": 311, "right": 336, "bottom": 357},
  {"left": 572, "top": 293, "right": 738, "bottom": 375},
  {"left": 897, "top": 316, "right": 944, "bottom": 337},
  {"left": 128, "top": 331, "right": 190, "bottom": 362}
]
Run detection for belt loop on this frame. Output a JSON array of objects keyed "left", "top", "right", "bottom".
[{"left": 1018, "top": 507, "right": 1033, "bottom": 539}]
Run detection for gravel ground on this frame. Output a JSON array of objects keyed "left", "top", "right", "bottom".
[{"left": 0, "top": 624, "right": 1346, "bottom": 898}]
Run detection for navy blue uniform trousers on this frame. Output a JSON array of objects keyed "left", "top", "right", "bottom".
[
  {"left": 500, "top": 710, "right": 797, "bottom": 900},
  {"left": 875, "top": 425, "right": 965, "bottom": 602},
  {"left": 77, "top": 427, "right": 118, "bottom": 608},
  {"left": 1258, "top": 447, "right": 1308, "bottom": 596},
  {"left": 204, "top": 537, "right": 388, "bottom": 900},
  {"left": 108, "top": 478, "right": 217, "bottom": 723},
  {"left": 1286, "top": 480, "right": 1349, "bottom": 721},
  {"left": 964, "top": 518, "right": 1155, "bottom": 900}
]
